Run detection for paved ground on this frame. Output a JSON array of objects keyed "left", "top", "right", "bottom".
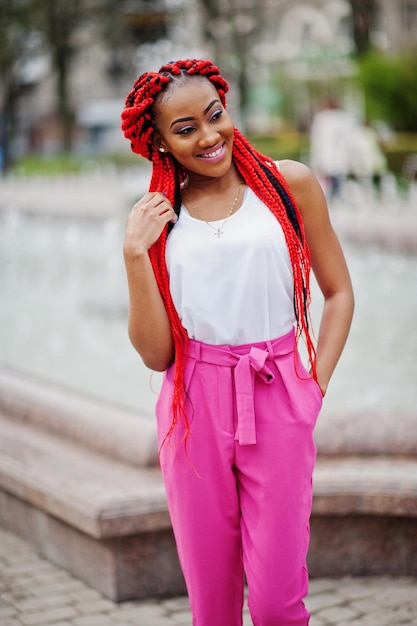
[{"left": 0, "top": 528, "right": 416, "bottom": 626}]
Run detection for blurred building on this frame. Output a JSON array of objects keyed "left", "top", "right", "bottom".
[
  {"left": 8, "top": 0, "right": 205, "bottom": 157},
  {"left": 4, "top": 0, "right": 417, "bottom": 158},
  {"left": 374, "top": 0, "right": 417, "bottom": 50}
]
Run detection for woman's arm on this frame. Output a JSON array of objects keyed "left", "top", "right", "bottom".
[
  {"left": 279, "top": 159, "right": 355, "bottom": 396},
  {"left": 123, "top": 192, "right": 177, "bottom": 371}
]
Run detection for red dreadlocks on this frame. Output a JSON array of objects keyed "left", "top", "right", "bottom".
[{"left": 121, "top": 59, "right": 316, "bottom": 443}]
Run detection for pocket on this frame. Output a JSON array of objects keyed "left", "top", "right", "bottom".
[{"left": 295, "top": 353, "right": 324, "bottom": 411}]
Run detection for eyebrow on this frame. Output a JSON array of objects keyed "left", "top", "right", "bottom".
[{"left": 169, "top": 99, "right": 221, "bottom": 129}]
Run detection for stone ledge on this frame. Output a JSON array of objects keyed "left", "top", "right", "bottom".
[
  {"left": 0, "top": 175, "right": 127, "bottom": 220},
  {"left": 315, "top": 409, "right": 417, "bottom": 457},
  {"left": 309, "top": 455, "right": 417, "bottom": 577},
  {"left": 0, "top": 366, "right": 158, "bottom": 467},
  {"left": 2, "top": 366, "right": 416, "bottom": 468},
  {"left": 313, "top": 456, "right": 417, "bottom": 517},
  {"left": 1, "top": 371, "right": 417, "bottom": 597},
  {"left": 2, "top": 408, "right": 416, "bottom": 534},
  {"left": 330, "top": 208, "right": 417, "bottom": 255},
  {"left": 0, "top": 410, "right": 185, "bottom": 601},
  {"left": 308, "top": 514, "right": 417, "bottom": 577},
  {"left": 0, "top": 489, "right": 185, "bottom": 601},
  {"left": 0, "top": 411, "right": 168, "bottom": 538}
]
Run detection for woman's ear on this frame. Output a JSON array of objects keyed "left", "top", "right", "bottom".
[{"left": 153, "top": 134, "right": 168, "bottom": 154}]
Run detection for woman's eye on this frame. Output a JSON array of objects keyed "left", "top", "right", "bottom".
[
  {"left": 210, "top": 110, "right": 223, "bottom": 122},
  {"left": 176, "top": 126, "right": 195, "bottom": 135}
]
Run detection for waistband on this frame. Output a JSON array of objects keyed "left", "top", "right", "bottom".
[
  {"left": 186, "top": 327, "right": 295, "bottom": 364},
  {"left": 185, "top": 328, "right": 296, "bottom": 446}
]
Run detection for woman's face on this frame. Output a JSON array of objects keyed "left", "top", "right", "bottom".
[{"left": 153, "top": 77, "right": 235, "bottom": 181}]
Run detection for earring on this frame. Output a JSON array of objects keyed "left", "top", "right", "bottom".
[
  {"left": 180, "top": 174, "right": 189, "bottom": 190},
  {"left": 158, "top": 147, "right": 165, "bottom": 153}
]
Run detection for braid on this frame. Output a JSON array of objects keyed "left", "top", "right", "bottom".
[
  {"left": 232, "top": 129, "right": 316, "bottom": 374},
  {"left": 121, "top": 59, "right": 316, "bottom": 448},
  {"left": 121, "top": 73, "right": 170, "bottom": 161}
]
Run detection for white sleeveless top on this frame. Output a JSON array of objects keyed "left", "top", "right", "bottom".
[{"left": 166, "top": 185, "right": 295, "bottom": 345}]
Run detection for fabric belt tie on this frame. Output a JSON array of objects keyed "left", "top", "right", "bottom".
[
  {"left": 185, "top": 330, "right": 295, "bottom": 446},
  {"left": 233, "top": 346, "right": 274, "bottom": 445}
]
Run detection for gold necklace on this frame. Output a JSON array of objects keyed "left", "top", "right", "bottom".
[{"left": 186, "top": 181, "right": 244, "bottom": 238}]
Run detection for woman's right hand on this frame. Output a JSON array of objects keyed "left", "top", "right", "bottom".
[
  {"left": 122, "top": 191, "right": 176, "bottom": 370},
  {"left": 124, "top": 192, "right": 177, "bottom": 258}
]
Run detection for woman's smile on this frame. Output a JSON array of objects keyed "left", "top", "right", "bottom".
[
  {"left": 197, "top": 142, "right": 226, "bottom": 162},
  {"left": 153, "top": 78, "right": 234, "bottom": 178}
]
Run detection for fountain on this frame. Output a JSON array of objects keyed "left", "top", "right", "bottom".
[
  {"left": 0, "top": 187, "right": 416, "bottom": 415},
  {"left": 0, "top": 172, "right": 416, "bottom": 598}
]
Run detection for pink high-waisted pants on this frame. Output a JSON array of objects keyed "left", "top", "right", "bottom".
[{"left": 156, "top": 329, "right": 323, "bottom": 626}]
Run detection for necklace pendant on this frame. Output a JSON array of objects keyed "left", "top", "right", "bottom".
[{"left": 186, "top": 180, "right": 244, "bottom": 239}]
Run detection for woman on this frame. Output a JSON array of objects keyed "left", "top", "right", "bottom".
[{"left": 121, "top": 59, "right": 354, "bottom": 626}]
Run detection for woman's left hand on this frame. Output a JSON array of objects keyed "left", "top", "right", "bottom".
[{"left": 280, "top": 160, "right": 355, "bottom": 393}]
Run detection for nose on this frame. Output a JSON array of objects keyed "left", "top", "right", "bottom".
[{"left": 197, "top": 122, "right": 220, "bottom": 149}]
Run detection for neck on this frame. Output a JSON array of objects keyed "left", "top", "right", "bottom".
[
  {"left": 185, "top": 166, "right": 241, "bottom": 195},
  {"left": 182, "top": 169, "right": 245, "bottom": 223}
]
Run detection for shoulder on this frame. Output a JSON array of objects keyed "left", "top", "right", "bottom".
[
  {"left": 277, "top": 159, "right": 326, "bottom": 220},
  {"left": 277, "top": 159, "right": 317, "bottom": 193}
]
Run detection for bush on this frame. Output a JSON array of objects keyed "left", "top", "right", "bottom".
[
  {"left": 249, "top": 133, "right": 309, "bottom": 162},
  {"left": 358, "top": 50, "right": 417, "bottom": 132},
  {"left": 10, "top": 151, "right": 143, "bottom": 176},
  {"left": 381, "top": 133, "right": 417, "bottom": 177}
]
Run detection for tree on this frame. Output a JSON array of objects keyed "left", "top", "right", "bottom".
[
  {"left": 198, "top": 0, "right": 266, "bottom": 129},
  {"left": 31, "top": 0, "right": 105, "bottom": 152},
  {"left": 0, "top": 0, "right": 174, "bottom": 163},
  {"left": 0, "top": 0, "right": 32, "bottom": 170},
  {"left": 359, "top": 50, "right": 417, "bottom": 132},
  {"left": 0, "top": 0, "right": 104, "bottom": 164},
  {"left": 348, "top": 0, "right": 377, "bottom": 56}
]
